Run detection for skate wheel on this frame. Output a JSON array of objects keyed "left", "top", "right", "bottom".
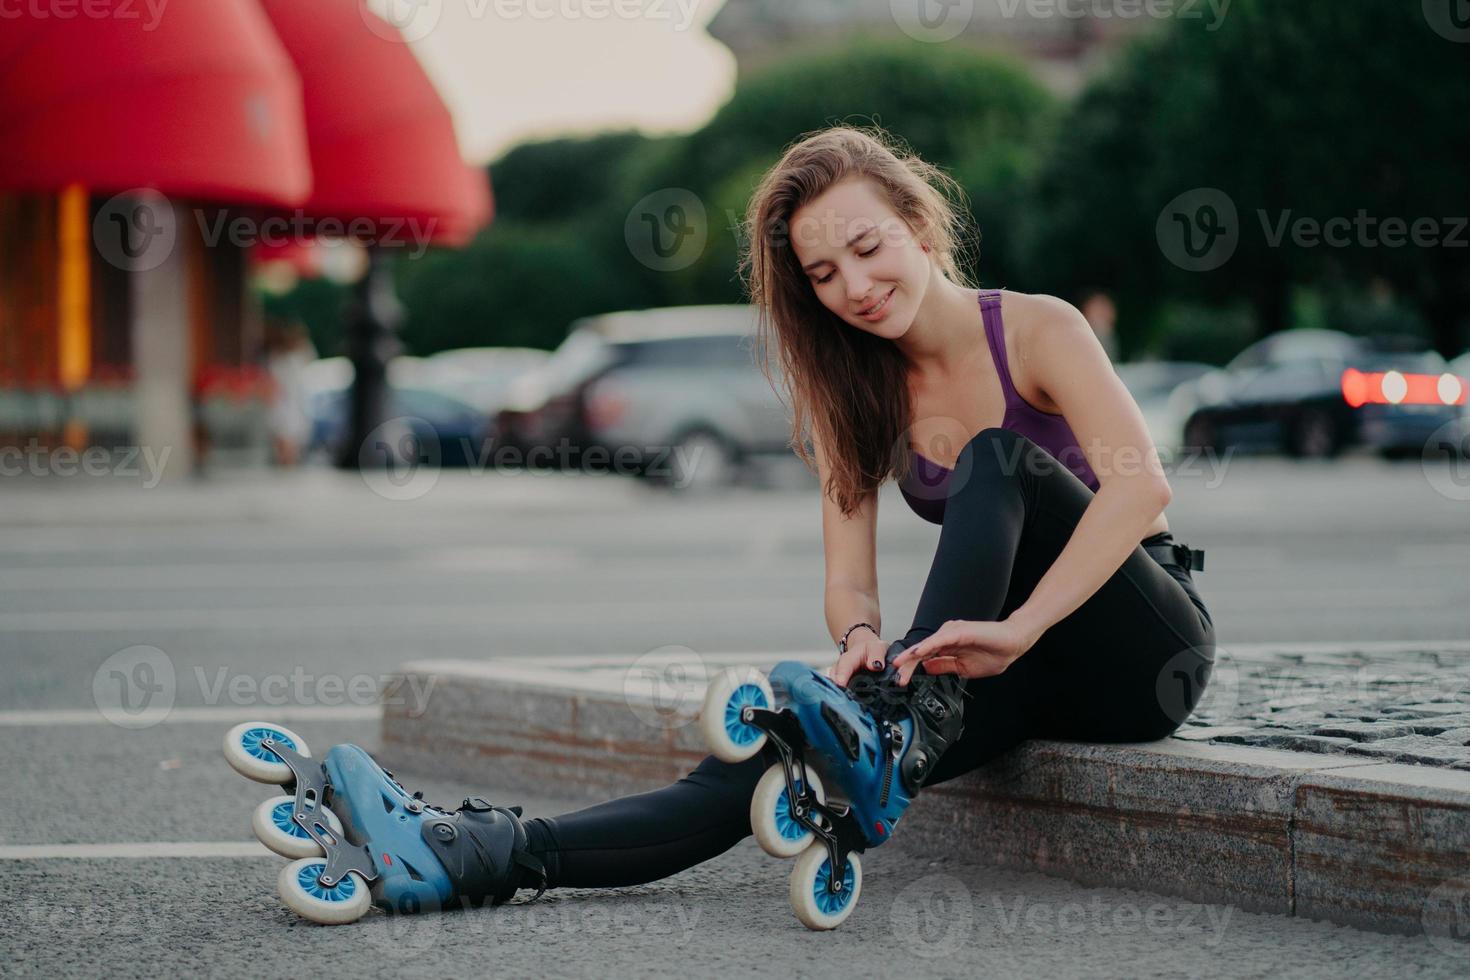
[
  {"left": 699, "top": 666, "right": 773, "bottom": 763},
  {"left": 789, "top": 845, "right": 862, "bottom": 931},
  {"left": 223, "top": 721, "right": 311, "bottom": 783},
  {"left": 252, "top": 794, "right": 346, "bottom": 859},
  {"left": 751, "top": 763, "right": 826, "bottom": 859},
  {"left": 278, "top": 857, "right": 371, "bottom": 925}
]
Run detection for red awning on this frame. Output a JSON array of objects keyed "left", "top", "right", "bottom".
[
  {"left": 256, "top": 0, "right": 492, "bottom": 247},
  {"left": 0, "top": 3, "right": 311, "bottom": 206}
]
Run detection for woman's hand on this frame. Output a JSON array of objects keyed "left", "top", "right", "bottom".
[
  {"left": 889, "top": 618, "right": 1037, "bottom": 685},
  {"left": 827, "top": 632, "right": 892, "bottom": 688}
]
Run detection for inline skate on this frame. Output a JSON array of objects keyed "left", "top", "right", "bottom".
[
  {"left": 698, "top": 641, "right": 966, "bottom": 929},
  {"left": 223, "top": 722, "right": 547, "bottom": 924}
]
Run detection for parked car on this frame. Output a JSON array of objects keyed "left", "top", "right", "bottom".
[
  {"left": 423, "top": 347, "right": 550, "bottom": 416},
  {"left": 490, "top": 305, "right": 786, "bottom": 484},
  {"left": 1177, "top": 329, "right": 1467, "bottom": 458},
  {"left": 1114, "top": 360, "right": 1214, "bottom": 455},
  {"left": 308, "top": 384, "right": 490, "bottom": 467}
]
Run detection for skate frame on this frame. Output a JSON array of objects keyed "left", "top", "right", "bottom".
[
  {"left": 261, "top": 737, "right": 380, "bottom": 891},
  {"left": 742, "top": 706, "right": 868, "bottom": 897}
]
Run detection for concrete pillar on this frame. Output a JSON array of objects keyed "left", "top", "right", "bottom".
[{"left": 129, "top": 197, "right": 192, "bottom": 481}]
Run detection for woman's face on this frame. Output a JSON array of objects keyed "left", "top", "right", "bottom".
[{"left": 787, "top": 176, "right": 933, "bottom": 339}]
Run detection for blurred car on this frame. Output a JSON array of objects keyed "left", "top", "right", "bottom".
[
  {"left": 491, "top": 305, "right": 785, "bottom": 484},
  {"left": 1177, "top": 329, "right": 1467, "bottom": 458},
  {"left": 1114, "top": 360, "right": 1214, "bottom": 454},
  {"left": 308, "top": 384, "right": 490, "bottom": 467},
  {"left": 422, "top": 347, "right": 550, "bottom": 415}
]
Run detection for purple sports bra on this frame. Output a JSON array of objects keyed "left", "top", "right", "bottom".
[{"left": 897, "top": 290, "right": 1100, "bottom": 525}]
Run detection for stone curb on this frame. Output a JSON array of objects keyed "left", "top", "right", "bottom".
[{"left": 379, "top": 652, "right": 1470, "bottom": 937}]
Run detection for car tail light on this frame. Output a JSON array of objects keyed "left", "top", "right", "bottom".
[
  {"left": 1340, "top": 368, "right": 1467, "bottom": 408},
  {"left": 584, "top": 381, "right": 629, "bottom": 431}
]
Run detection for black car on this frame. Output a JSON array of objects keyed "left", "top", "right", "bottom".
[{"left": 1179, "top": 329, "right": 1467, "bottom": 459}]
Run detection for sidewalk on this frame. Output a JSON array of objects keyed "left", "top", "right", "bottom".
[{"left": 379, "top": 642, "right": 1470, "bottom": 939}]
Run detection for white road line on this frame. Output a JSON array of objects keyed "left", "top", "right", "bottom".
[
  {"left": 0, "top": 842, "right": 271, "bottom": 860},
  {"left": 0, "top": 596, "right": 798, "bottom": 632},
  {"left": 0, "top": 705, "right": 380, "bottom": 727}
]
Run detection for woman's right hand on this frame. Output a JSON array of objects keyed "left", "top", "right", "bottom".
[{"left": 828, "top": 632, "right": 892, "bottom": 688}]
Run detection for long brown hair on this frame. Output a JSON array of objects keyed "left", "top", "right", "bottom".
[{"left": 738, "top": 125, "right": 978, "bottom": 517}]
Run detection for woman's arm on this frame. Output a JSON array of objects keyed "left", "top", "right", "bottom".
[{"left": 1004, "top": 296, "right": 1172, "bottom": 647}]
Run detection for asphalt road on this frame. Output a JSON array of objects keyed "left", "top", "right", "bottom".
[{"left": 3, "top": 451, "right": 1469, "bottom": 976}]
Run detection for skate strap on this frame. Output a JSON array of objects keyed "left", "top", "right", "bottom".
[{"left": 513, "top": 849, "right": 548, "bottom": 901}]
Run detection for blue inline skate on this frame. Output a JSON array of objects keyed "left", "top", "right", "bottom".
[
  {"left": 224, "top": 722, "right": 547, "bottom": 924},
  {"left": 698, "top": 641, "right": 966, "bottom": 929}
]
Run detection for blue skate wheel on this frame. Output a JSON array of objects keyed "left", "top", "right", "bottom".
[
  {"left": 252, "top": 794, "right": 347, "bottom": 859},
  {"left": 751, "top": 763, "right": 827, "bottom": 858},
  {"left": 789, "top": 846, "right": 862, "bottom": 930},
  {"left": 224, "top": 721, "right": 310, "bottom": 784},
  {"left": 278, "top": 857, "right": 371, "bottom": 925},
  {"left": 699, "top": 667, "right": 773, "bottom": 763}
]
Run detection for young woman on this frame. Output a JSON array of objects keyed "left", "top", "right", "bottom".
[
  {"left": 511, "top": 124, "right": 1216, "bottom": 896},
  {"left": 247, "top": 126, "right": 1217, "bottom": 923}
]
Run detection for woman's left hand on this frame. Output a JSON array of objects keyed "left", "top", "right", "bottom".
[{"left": 890, "top": 618, "right": 1037, "bottom": 685}]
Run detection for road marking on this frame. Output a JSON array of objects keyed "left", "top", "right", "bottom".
[
  {"left": 0, "top": 705, "right": 380, "bottom": 727},
  {"left": 0, "top": 842, "right": 271, "bottom": 860}
]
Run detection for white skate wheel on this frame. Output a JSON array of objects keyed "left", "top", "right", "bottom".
[
  {"left": 789, "top": 845, "right": 862, "bottom": 931},
  {"left": 252, "top": 794, "right": 346, "bottom": 859},
  {"left": 699, "top": 666, "right": 773, "bottom": 763},
  {"left": 751, "top": 763, "right": 826, "bottom": 859},
  {"left": 223, "top": 721, "right": 311, "bottom": 783},
  {"left": 279, "top": 857, "right": 372, "bottom": 925}
]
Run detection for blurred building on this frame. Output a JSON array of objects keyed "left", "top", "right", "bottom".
[
  {"left": 708, "top": 0, "right": 1156, "bottom": 95},
  {"left": 0, "top": 1, "right": 489, "bottom": 480}
]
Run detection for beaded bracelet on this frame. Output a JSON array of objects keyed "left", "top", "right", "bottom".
[{"left": 837, "top": 621, "right": 879, "bottom": 654}]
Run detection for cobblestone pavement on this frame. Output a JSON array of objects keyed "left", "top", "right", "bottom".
[{"left": 1176, "top": 642, "right": 1470, "bottom": 769}]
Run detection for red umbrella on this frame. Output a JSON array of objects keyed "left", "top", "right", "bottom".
[
  {"left": 255, "top": 0, "right": 492, "bottom": 247},
  {"left": 0, "top": 2, "right": 311, "bottom": 206}
]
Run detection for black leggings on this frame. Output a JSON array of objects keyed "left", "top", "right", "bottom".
[{"left": 523, "top": 427, "right": 1217, "bottom": 889}]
